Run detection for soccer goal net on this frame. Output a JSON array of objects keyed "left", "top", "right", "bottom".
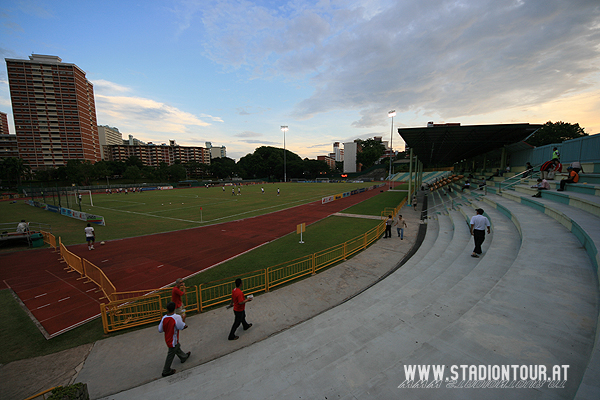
[{"left": 64, "top": 189, "right": 93, "bottom": 209}]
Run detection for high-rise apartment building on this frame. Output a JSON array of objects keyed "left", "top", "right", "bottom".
[
  {"left": 104, "top": 140, "right": 211, "bottom": 167},
  {"left": 5, "top": 54, "right": 100, "bottom": 170},
  {"left": 0, "top": 111, "right": 9, "bottom": 135},
  {"left": 205, "top": 141, "right": 227, "bottom": 159},
  {"left": 97, "top": 125, "right": 123, "bottom": 159},
  {"left": 0, "top": 111, "right": 19, "bottom": 158}
]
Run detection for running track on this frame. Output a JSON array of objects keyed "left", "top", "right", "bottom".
[{"left": 0, "top": 186, "right": 393, "bottom": 337}]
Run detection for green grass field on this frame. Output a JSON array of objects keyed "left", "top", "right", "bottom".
[
  {"left": 0, "top": 183, "right": 407, "bottom": 364},
  {"left": 0, "top": 182, "right": 388, "bottom": 246}
]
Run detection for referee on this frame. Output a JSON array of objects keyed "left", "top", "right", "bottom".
[{"left": 470, "top": 208, "right": 490, "bottom": 258}]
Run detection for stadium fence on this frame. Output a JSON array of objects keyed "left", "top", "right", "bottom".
[
  {"left": 54, "top": 196, "right": 407, "bottom": 333},
  {"left": 96, "top": 196, "right": 407, "bottom": 334}
]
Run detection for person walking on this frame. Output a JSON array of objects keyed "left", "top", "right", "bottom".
[
  {"left": 228, "top": 278, "right": 252, "bottom": 340},
  {"left": 470, "top": 208, "right": 490, "bottom": 258},
  {"left": 85, "top": 223, "right": 95, "bottom": 250},
  {"left": 384, "top": 215, "right": 393, "bottom": 238},
  {"left": 158, "top": 302, "right": 190, "bottom": 377},
  {"left": 395, "top": 214, "right": 407, "bottom": 239},
  {"left": 171, "top": 278, "right": 186, "bottom": 322},
  {"left": 412, "top": 195, "right": 418, "bottom": 211}
]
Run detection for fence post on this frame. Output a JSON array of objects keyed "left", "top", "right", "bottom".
[
  {"left": 195, "top": 286, "right": 200, "bottom": 313},
  {"left": 311, "top": 253, "right": 316, "bottom": 275},
  {"left": 100, "top": 303, "right": 109, "bottom": 334},
  {"left": 198, "top": 284, "right": 203, "bottom": 312},
  {"left": 265, "top": 268, "right": 270, "bottom": 292},
  {"left": 197, "top": 283, "right": 204, "bottom": 312}
]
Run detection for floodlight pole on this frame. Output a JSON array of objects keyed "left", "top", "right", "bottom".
[
  {"left": 281, "top": 126, "right": 288, "bottom": 183},
  {"left": 388, "top": 110, "right": 396, "bottom": 190}
]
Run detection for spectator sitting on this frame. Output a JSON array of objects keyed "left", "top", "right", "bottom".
[
  {"left": 16, "top": 220, "right": 28, "bottom": 233},
  {"left": 557, "top": 167, "right": 579, "bottom": 192},
  {"left": 462, "top": 180, "right": 471, "bottom": 192},
  {"left": 531, "top": 178, "right": 550, "bottom": 197},
  {"left": 523, "top": 162, "right": 533, "bottom": 178},
  {"left": 478, "top": 179, "right": 486, "bottom": 189}
]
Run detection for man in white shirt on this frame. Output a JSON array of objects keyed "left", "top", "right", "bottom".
[
  {"left": 85, "top": 223, "right": 95, "bottom": 250},
  {"left": 470, "top": 209, "right": 490, "bottom": 258}
]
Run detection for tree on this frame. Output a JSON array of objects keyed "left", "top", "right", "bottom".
[
  {"left": 526, "top": 121, "right": 587, "bottom": 147},
  {"left": 356, "top": 139, "right": 385, "bottom": 168},
  {"left": 1, "top": 157, "right": 30, "bottom": 186},
  {"left": 169, "top": 164, "right": 187, "bottom": 181},
  {"left": 124, "top": 165, "right": 142, "bottom": 183}
]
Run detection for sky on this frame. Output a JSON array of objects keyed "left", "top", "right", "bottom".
[{"left": 1, "top": 0, "right": 599, "bottom": 161}]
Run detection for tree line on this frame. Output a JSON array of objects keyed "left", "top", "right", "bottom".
[{"left": 1, "top": 146, "right": 333, "bottom": 188}]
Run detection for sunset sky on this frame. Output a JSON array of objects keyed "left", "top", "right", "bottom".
[{"left": 1, "top": 0, "right": 599, "bottom": 160}]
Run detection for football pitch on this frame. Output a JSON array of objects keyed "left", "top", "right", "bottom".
[{"left": 1, "top": 182, "right": 387, "bottom": 246}]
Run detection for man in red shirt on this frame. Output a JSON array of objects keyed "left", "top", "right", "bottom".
[
  {"left": 228, "top": 278, "right": 253, "bottom": 340},
  {"left": 158, "top": 302, "right": 190, "bottom": 377},
  {"left": 171, "top": 278, "right": 186, "bottom": 322}
]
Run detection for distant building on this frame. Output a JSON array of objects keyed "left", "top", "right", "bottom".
[
  {"left": 205, "top": 142, "right": 227, "bottom": 159},
  {"left": 5, "top": 54, "right": 100, "bottom": 170},
  {"left": 332, "top": 142, "right": 344, "bottom": 162},
  {"left": 124, "top": 134, "right": 145, "bottom": 146},
  {"left": 97, "top": 125, "right": 123, "bottom": 160},
  {"left": 0, "top": 111, "right": 19, "bottom": 158},
  {"left": 343, "top": 141, "right": 361, "bottom": 173},
  {"left": 104, "top": 139, "right": 210, "bottom": 167},
  {"left": 0, "top": 111, "right": 9, "bottom": 135},
  {"left": 317, "top": 155, "right": 336, "bottom": 170}
]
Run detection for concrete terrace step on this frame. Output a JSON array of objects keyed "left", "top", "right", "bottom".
[
  {"left": 100, "top": 190, "right": 598, "bottom": 400},
  {"left": 479, "top": 185, "right": 600, "bottom": 399},
  {"left": 511, "top": 185, "right": 600, "bottom": 218},
  {"left": 478, "top": 193, "right": 598, "bottom": 399}
]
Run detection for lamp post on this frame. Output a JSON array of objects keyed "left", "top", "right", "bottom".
[
  {"left": 281, "top": 125, "right": 288, "bottom": 183},
  {"left": 388, "top": 110, "right": 396, "bottom": 190}
]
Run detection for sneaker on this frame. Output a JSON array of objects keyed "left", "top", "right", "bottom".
[
  {"left": 244, "top": 323, "right": 252, "bottom": 331},
  {"left": 162, "top": 369, "right": 176, "bottom": 377},
  {"left": 181, "top": 352, "right": 191, "bottom": 363},
  {"left": 91, "top": 246, "right": 94, "bottom": 250},
  {"left": 229, "top": 336, "right": 239, "bottom": 341}
]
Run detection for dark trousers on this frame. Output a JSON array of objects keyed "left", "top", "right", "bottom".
[
  {"left": 229, "top": 310, "right": 250, "bottom": 339},
  {"left": 163, "top": 343, "right": 188, "bottom": 375},
  {"left": 559, "top": 178, "right": 574, "bottom": 191},
  {"left": 473, "top": 229, "right": 486, "bottom": 254},
  {"left": 384, "top": 225, "right": 392, "bottom": 238}
]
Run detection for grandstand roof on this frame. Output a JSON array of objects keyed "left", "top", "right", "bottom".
[{"left": 398, "top": 123, "right": 542, "bottom": 167}]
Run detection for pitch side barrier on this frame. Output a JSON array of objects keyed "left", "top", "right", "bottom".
[
  {"left": 321, "top": 183, "right": 386, "bottom": 205},
  {"left": 98, "top": 196, "right": 407, "bottom": 334}
]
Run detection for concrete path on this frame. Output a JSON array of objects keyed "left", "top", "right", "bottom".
[
  {"left": 95, "top": 191, "right": 598, "bottom": 400},
  {"left": 73, "top": 206, "right": 425, "bottom": 399}
]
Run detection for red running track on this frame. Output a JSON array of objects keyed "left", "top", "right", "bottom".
[{"left": 0, "top": 186, "right": 393, "bottom": 336}]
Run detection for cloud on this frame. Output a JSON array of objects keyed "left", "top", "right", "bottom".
[
  {"left": 235, "top": 131, "right": 263, "bottom": 138},
  {"left": 179, "top": 0, "right": 600, "bottom": 128},
  {"left": 91, "top": 79, "right": 131, "bottom": 93}
]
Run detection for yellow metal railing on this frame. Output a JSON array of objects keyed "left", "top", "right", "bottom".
[
  {"left": 101, "top": 286, "right": 200, "bottom": 333},
  {"left": 98, "top": 196, "right": 407, "bottom": 334},
  {"left": 40, "top": 230, "right": 57, "bottom": 250},
  {"left": 60, "top": 241, "right": 84, "bottom": 277},
  {"left": 23, "top": 386, "right": 58, "bottom": 400},
  {"left": 83, "top": 259, "right": 116, "bottom": 301}
]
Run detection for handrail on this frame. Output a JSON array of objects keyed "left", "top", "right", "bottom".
[
  {"left": 498, "top": 169, "right": 540, "bottom": 193},
  {"left": 422, "top": 193, "right": 458, "bottom": 214}
]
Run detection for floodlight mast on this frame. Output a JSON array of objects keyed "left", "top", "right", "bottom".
[
  {"left": 281, "top": 126, "right": 289, "bottom": 182},
  {"left": 388, "top": 110, "right": 396, "bottom": 190}
]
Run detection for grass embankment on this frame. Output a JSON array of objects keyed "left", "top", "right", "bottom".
[{"left": 0, "top": 184, "right": 406, "bottom": 364}]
